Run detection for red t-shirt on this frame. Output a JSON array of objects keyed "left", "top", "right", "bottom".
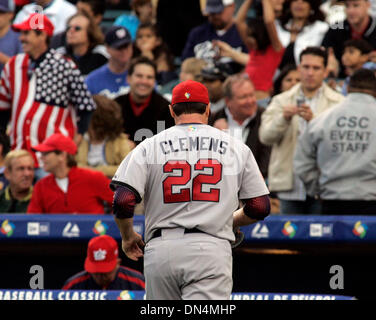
[
  {"left": 27, "top": 167, "right": 114, "bottom": 214},
  {"left": 245, "top": 46, "right": 285, "bottom": 92}
]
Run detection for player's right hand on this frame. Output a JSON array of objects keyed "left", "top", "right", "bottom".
[{"left": 121, "top": 232, "right": 145, "bottom": 261}]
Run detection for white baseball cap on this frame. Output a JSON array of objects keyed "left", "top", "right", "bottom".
[{"left": 206, "top": 0, "right": 234, "bottom": 14}]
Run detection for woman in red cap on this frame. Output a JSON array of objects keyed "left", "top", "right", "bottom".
[{"left": 27, "top": 133, "right": 114, "bottom": 214}]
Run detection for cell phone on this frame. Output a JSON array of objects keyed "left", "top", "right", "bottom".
[{"left": 296, "top": 97, "right": 305, "bottom": 107}]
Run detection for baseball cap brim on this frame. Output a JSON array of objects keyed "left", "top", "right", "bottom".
[
  {"left": 12, "top": 20, "right": 33, "bottom": 33},
  {"left": 12, "top": 13, "right": 54, "bottom": 36},
  {"left": 84, "top": 257, "right": 117, "bottom": 273},
  {"left": 108, "top": 39, "right": 131, "bottom": 49},
  {"left": 31, "top": 143, "right": 56, "bottom": 153},
  {"left": 0, "top": 7, "right": 12, "bottom": 12},
  {"left": 206, "top": 5, "right": 224, "bottom": 14}
]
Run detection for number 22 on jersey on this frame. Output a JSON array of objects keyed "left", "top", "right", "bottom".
[{"left": 162, "top": 159, "right": 222, "bottom": 203}]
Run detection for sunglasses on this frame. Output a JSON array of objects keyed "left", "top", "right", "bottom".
[
  {"left": 67, "top": 25, "right": 83, "bottom": 32},
  {"left": 41, "top": 150, "right": 61, "bottom": 156}
]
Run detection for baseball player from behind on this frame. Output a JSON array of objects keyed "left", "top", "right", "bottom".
[{"left": 111, "top": 80, "right": 270, "bottom": 300}]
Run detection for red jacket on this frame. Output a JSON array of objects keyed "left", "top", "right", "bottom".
[{"left": 27, "top": 167, "right": 113, "bottom": 214}]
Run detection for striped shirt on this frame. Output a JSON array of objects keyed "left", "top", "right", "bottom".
[{"left": 0, "top": 49, "right": 95, "bottom": 166}]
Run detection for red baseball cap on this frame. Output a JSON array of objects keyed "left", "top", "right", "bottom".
[
  {"left": 12, "top": 13, "right": 54, "bottom": 37},
  {"left": 32, "top": 133, "right": 77, "bottom": 155},
  {"left": 84, "top": 235, "right": 119, "bottom": 273},
  {"left": 171, "top": 80, "right": 210, "bottom": 106}
]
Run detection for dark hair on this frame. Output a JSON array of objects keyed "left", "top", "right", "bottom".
[
  {"left": 0, "top": 132, "right": 10, "bottom": 158},
  {"left": 133, "top": 23, "right": 175, "bottom": 71},
  {"left": 53, "top": 150, "right": 77, "bottom": 168},
  {"left": 272, "top": 64, "right": 298, "bottom": 96},
  {"left": 343, "top": 39, "right": 373, "bottom": 54},
  {"left": 299, "top": 46, "right": 328, "bottom": 67},
  {"left": 66, "top": 11, "right": 104, "bottom": 51},
  {"left": 128, "top": 56, "right": 157, "bottom": 77},
  {"left": 172, "top": 102, "right": 207, "bottom": 117},
  {"left": 78, "top": 0, "right": 106, "bottom": 16},
  {"left": 349, "top": 68, "right": 376, "bottom": 92},
  {"left": 280, "top": 0, "right": 325, "bottom": 30},
  {"left": 90, "top": 95, "right": 124, "bottom": 141},
  {"left": 246, "top": 17, "right": 270, "bottom": 52}
]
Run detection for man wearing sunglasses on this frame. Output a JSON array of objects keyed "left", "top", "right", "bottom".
[
  {"left": 56, "top": 12, "right": 108, "bottom": 76},
  {"left": 0, "top": 13, "right": 95, "bottom": 181}
]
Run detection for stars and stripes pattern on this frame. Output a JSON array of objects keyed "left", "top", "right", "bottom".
[{"left": 0, "top": 49, "right": 95, "bottom": 166}]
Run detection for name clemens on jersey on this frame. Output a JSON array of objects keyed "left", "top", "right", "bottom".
[{"left": 159, "top": 136, "right": 229, "bottom": 155}]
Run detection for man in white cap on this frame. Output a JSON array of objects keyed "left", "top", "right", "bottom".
[{"left": 13, "top": 0, "right": 77, "bottom": 35}]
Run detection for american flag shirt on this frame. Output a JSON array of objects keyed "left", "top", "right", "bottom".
[{"left": 0, "top": 49, "right": 95, "bottom": 166}]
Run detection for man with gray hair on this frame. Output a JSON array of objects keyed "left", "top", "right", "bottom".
[
  {"left": 294, "top": 68, "right": 376, "bottom": 215},
  {"left": 210, "top": 73, "right": 271, "bottom": 178},
  {"left": 0, "top": 149, "right": 34, "bottom": 213}
]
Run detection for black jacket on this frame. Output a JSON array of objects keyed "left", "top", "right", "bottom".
[
  {"left": 62, "top": 266, "right": 145, "bottom": 290},
  {"left": 209, "top": 107, "right": 271, "bottom": 178},
  {"left": 115, "top": 90, "right": 175, "bottom": 143}
]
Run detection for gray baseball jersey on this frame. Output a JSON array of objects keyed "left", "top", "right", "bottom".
[{"left": 112, "top": 123, "right": 269, "bottom": 243}]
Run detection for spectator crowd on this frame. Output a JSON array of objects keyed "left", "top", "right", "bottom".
[{"left": 1, "top": 0, "right": 376, "bottom": 218}]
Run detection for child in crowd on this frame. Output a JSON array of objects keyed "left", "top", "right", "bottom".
[
  {"left": 133, "top": 22, "right": 177, "bottom": 85},
  {"left": 158, "top": 57, "right": 207, "bottom": 99},
  {"left": 114, "top": 0, "right": 155, "bottom": 40},
  {"left": 76, "top": 95, "right": 135, "bottom": 178},
  {"left": 341, "top": 39, "right": 373, "bottom": 95},
  {"left": 179, "top": 57, "right": 207, "bottom": 82}
]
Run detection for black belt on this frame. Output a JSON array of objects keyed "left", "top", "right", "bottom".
[{"left": 150, "top": 228, "right": 202, "bottom": 240}]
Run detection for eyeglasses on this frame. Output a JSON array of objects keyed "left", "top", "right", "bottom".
[{"left": 67, "top": 25, "right": 83, "bottom": 32}]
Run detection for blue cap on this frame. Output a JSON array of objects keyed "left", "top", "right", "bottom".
[
  {"left": 0, "top": 0, "right": 15, "bottom": 12},
  {"left": 105, "top": 26, "right": 132, "bottom": 49}
]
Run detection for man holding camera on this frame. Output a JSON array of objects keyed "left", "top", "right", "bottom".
[{"left": 259, "top": 47, "right": 344, "bottom": 214}]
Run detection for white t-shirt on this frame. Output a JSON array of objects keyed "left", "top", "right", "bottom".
[
  {"left": 55, "top": 177, "right": 68, "bottom": 193},
  {"left": 87, "top": 142, "right": 107, "bottom": 167}
]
